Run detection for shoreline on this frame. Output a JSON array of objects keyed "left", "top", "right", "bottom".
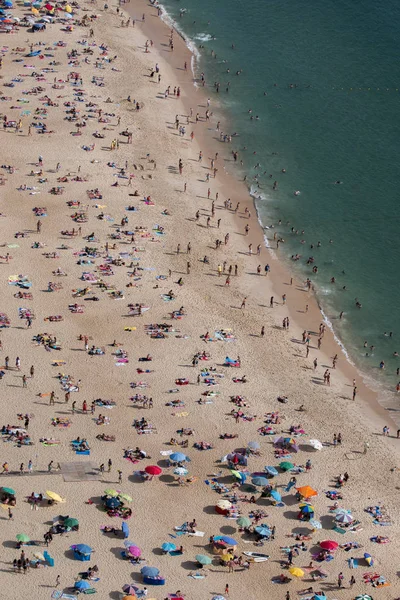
[
  {"left": 0, "top": 2, "right": 399, "bottom": 597},
  {"left": 132, "top": 0, "right": 400, "bottom": 430}
]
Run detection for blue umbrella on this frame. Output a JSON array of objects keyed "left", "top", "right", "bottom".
[
  {"left": 265, "top": 466, "right": 278, "bottom": 476},
  {"left": 141, "top": 566, "right": 160, "bottom": 577},
  {"left": 215, "top": 535, "right": 238, "bottom": 546},
  {"left": 252, "top": 476, "right": 269, "bottom": 486},
  {"left": 73, "top": 544, "right": 92, "bottom": 554},
  {"left": 313, "top": 595, "right": 327, "bottom": 600},
  {"left": 255, "top": 524, "right": 271, "bottom": 537},
  {"left": 106, "top": 497, "right": 121, "bottom": 508},
  {"left": 161, "top": 542, "right": 176, "bottom": 552},
  {"left": 75, "top": 580, "right": 91, "bottom": 590},
  {"left": 121, "top": 522, "right": 129, "bottom": 539},
  {"left": 169, "top": 452, "right": 187, "bottom": 462},
  {"left": 269, "top": 490, "right": 281, "bottom": 502}
]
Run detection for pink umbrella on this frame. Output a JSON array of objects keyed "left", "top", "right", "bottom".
[
  {"left": 145, "top": 465, "right": 162, "bottom": 476},
  {"left": 127, "top": 545, "right": 141, "bottom": 557}
]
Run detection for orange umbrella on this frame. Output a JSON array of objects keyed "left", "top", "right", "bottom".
[{"left": 296, "top": 485, "right": 317, "bottom": 498}]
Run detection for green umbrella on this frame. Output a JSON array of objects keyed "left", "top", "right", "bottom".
[
  {"left": 104, "top": 489, "right": 118, "bottom": 497},
  {"left": 1, "top": 487, "right": 16, "bottom": 495},
  {"left": 195, "top": 554, "right": 212, "bottom": 565},
  {"left": 236, "top": 516, "right": 251, "bottom": 528},
  {"left": 64, "top": 518, "right": 79, "bottom": 528},
  {"left": 279, "top": 461, "right": 294, "bottom": 471},
  {"left": 16, "top": 534, "right": 30, "bottom": 543}
]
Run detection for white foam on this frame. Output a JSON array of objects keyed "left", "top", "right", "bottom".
[
  {"left": 158, "top": 2, "right": 200, "bottom": 74},
  {"left": 320, "top": 307, "right": 353, "bottom": 365},
  {"left": 194, "top": 33, "right": 214, "bottom": 42}
]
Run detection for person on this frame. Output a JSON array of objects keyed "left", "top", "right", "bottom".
[
  {"left": 261, "top": 326, "right": 265, "bottom": 338},
  {"left": 349, "top": 575, "right": 356, "bottom": 587},
  {"left": 118, "top": 470, "right": 122, "bottom": 483},
  {"left": 55, "top": 575, "right": 61, "bottom": 587},
  {"left": 338, "top": 572, "right": 344, "bottom": 587},
  {"left": 225, "top": 583, "right": 229, "bottom": 595},
  {"left": 108, "top": 458, "right": 112, "bottom": 472}
]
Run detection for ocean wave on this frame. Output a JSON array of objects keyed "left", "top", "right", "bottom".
[
  {"left": 194, "top": 33, "right": 214, "bottom": 42},
  {"left": 158, "top": 2, "right": 201, "bottom": 68},
  {"left": 320, "top": 307, "right": 353, "bottom": 365}
]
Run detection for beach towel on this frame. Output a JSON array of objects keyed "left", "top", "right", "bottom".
[
  {"left": 347, "top": 558, "right": 358, "bottom": 568},
  {"left": 76, "top": 449, "right": 90, "bottom": 455},
  {"left": 333, "top": 526, "right": 347, "bottom": 534}
]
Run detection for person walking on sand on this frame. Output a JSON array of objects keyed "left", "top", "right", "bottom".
[
  {"left": 225, "top": 583, "right": 229, "bottom": 596},
  {"left": 22, "top": 374, "right": 27, "bottom": 388},
  {"left": 270, "top": 296, "right": 274, "bottom": 308},
  {"left": 30, "top": 365, "right": 34, "bottom": 378},
  {"left": 108, "top": 458, "right": 112, "bottom": 472},
  {"left": 16, "top": 356, "right": 21, "bottom": 371},
  {"left": 241, "top": 297, "right": 247, "bottom": 310}
]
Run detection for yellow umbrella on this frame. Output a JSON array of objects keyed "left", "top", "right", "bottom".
[
  {"left": 33, "top": 552, "right": 46, "bottom": 561},
  {"left": 65, "top": 4, "right": 72, "bottom": 12},
  {"left": 289, "top": 567, "right": 304, "bottom": 578},
  {"left": 118, "top": 493, "right": 132, "bottom": 503},
  {"left": 31, "top": 7, "right": 39, "bottom": 14},
  {"left": 220, "top": 553, "right": 234, "bottom": 562},
  {"left": 45, "top": 490, "right": 64, "bottom": 503}
]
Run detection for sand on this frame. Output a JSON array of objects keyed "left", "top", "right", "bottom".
[{"left": 0, "top": 2, "right": 398, "bottom": 599}]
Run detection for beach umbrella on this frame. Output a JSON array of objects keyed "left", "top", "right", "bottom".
[
  {"left": 33, "top": 552, "right": 46, "bottom": 561},
  {"left": 1, "top": 487, "right": 16, "bottom": 495},
  {"left": 161, "top": 542, "right": 176, "bottom": 552},
  {"left": 310, "top": 519, "right": 322, "bottom": 530},
  {"left": 16, "top": 534, "right": 30, "bottom": 543},
  {"left": 45, "top": 490, "right": 63, "bottom": 503},
  {"left": 140, "top": 566, "right": 159, "bottom": 577},
  {"left": 65, "top": 3, "right": 72, "bottom": 11},
  {"left": 320, "top": 540, "right": 338, "bottom": 551},
  {"left": 216, "top": 500, "right": 232, "bottom": 510},
  {"left": 247, "top": 441, "right": 260, "bottom": 450},
  {"left": 118, "top": 493, "right": 133, "bottom": 503},
  {"left": 269, "top": 489, "right": 281, "bottom": 502},
  {"left": 75, "top": 580, "right": 90, "bottom": 590},
  {"left": 335, "top": 512, "right": 353, "bottom": 524},
  {"left": 297, "top": 486, "right": 318, "bottom": 499},
  {"left": 215, "top": 535, "right": 238, "bottom": 546},
  {"left": 309, "top": 439, "right": 323, "bottom": 450},
  {"left": 354, "top": 596, "right": 373, "bottom": 600},
  {"left": 279, "top": 461, "right": 294, "bottom": 471},
  {"left": 145, "top": 465, "right": 162, "bottom": 476},
  {"left": 74, "top": 544, "right": 92, "bottom": 554},
  {"left": 106, "top": 497, "right": 121, "bottom": 508},
  {"left": 212, "top": 597, "right": 226, "bottom": 600},
  {"left": 195, "top": 554, "right": 212, "bottom": 565},
  {"left": 265, "top": 466, "right": 278, "bottom": 477},
  {"left": 313, "top": 595, "right": 328, "bottom": 600},
  {"left": 236, "top": 516, "right": 251, "bottom": 528},
  {"left": 289, "top": 566, "right": 304, "bottom": 578},
  {"left": 122, "top": 596, "right": 136, "bottom": 600},
  {"left": 121, "top": 522, "right": 129, "bottom": 539},
  {"left": 104, "top": 488, "right": 118, "bottom": 497},
  {"left": 64, "top": 517, "right": 79, "bottom": 528},
  {"left": 220, "top": 553, "right": 234, "bottom": 562},
  {"left": 252, "top": 476, "right": 269, "bottom": 486},
  {"left": 254, "top": 525, "right": 271, "bottom": 537},
  {"left": 127, "top": 545, "right": 141, "bottom": 557},
  {"left": 122, "top": 584, "right": 137, "bottom": 595},
  {"left": 174, "top": 467, "right": 188, "bottom": 476},
  {"left": 364, "top": 552, "right": 374, "bottom": 566},
  {"left": 300, "top": 504, "right": 314, "bottom": 514},
  {"left": 169, "top": 452, "right": 188, "bottom": 462}
]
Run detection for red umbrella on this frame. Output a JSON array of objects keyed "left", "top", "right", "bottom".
[
  {"left": 145, "top": 465, "right": 162, "bottom": 476},
  {"left": 320, "top": 540, "right": 339, "bottom": 551}
]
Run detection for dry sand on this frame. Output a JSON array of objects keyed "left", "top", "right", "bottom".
[{"left": 0, "top": 2, "right": 398, "bottom": 600}]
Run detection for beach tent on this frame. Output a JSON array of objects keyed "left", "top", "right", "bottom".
[{"left": 71, "top": 544, "right": 92, "bottom": 561}]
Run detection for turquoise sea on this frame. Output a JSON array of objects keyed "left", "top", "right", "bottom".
[{"left": 157, "top": 0, "right": 400, "bottom": 391}]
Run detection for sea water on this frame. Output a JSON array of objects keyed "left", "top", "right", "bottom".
[{"left": 158, "top": 0, "right": 400, "bottom": 391}]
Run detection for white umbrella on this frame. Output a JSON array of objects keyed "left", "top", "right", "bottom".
[
  {"left": 335, "top": 512, "right": 354, "bottom": 524},
  {"left": 309, "top": 439, "right": 323, "bottom": 450}
]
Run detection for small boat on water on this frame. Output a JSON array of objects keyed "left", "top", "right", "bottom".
[{"left": 242, "top": 551, "right": 269, "bottom": 562}]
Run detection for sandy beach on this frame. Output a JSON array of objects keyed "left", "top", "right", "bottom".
[{"left": 0, "top": 1, "right": 399, "bottom": 599}]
